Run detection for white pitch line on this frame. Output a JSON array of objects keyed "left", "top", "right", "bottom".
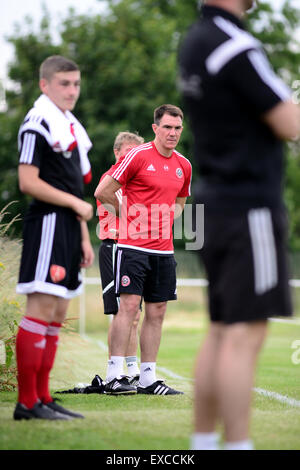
[
  {"left": 152, "top": 366, "right": 300, "bottom": 408},
  {"left": 157, "top": 366, "right": 194, "bottom": 382},
  {"left": 82, "top": 334, "right": 300, "bottom": 408},
  {"left": 157, "top": 366, "right": 300, "bottom": 408},
  {"left": 82, "top": 334, "right": 108, "bottom": 352},
  {"left": 270, "top": 318, "right": 300, "bottom": 325},
  {"left": 96, "top": 339, "right": 108, "bottom": 352},
  {"left": 254, "top": 388, "right": 300, "bottom": 408}
]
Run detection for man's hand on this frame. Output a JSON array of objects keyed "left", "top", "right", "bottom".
[
  {"left": 71, "top": 199, "right": 93, "bottom": 221},
  {"left": 263, "top": 100, "right": 300, "bottom": 141},
  {"left": 80, "top": 220, "right": 94, "bottom": 267},
  {"left": 81, "top": 239, "right": 94, "bottom": 268},
  {"left": 94, "top": 175, "right": 122, "bottom": 216},
  {"left": 19, "top": 164, "right": 94, "bottom": 221}
]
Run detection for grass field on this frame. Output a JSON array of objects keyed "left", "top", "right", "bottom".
[{"left": 0, "top": 281, "right": 299, "bottom": 451}]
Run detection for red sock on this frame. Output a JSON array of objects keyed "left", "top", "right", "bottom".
[
  {"left": 16, "top": 316, "right": 48, "bottom": 409},
  {"left": 36, "top": 322, "right": 62, "bottom": 404}
]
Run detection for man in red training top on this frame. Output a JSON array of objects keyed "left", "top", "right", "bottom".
[{"left": 95, "top": 104, "right": 192, "bottom": 395}]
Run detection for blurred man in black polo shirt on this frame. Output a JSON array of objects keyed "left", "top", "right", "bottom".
[{"left": 179, "top": 0, "right": 300, "bottom": 450}]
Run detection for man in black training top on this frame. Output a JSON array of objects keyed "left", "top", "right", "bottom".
[
  {"left": 14, "top": 55, "right": 94, "bottom": 421},
  {"left": 179, "top": 0, "right": 300, "bottom": 450}
]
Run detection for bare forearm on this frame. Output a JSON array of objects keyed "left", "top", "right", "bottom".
[
  {"left": 263, "top": 100, "right": 300, "bottom": 141},
  {"left": 81, "top": 220, "right": 90, "bottom": 242},
  {"left": 174, "top": 197, "right": 187, "bottom": 218},
  {"left": 99, "top": 192, "right": 120, "bottom": 216},
  {"left": 18, "top": 164, "right": 93, "bottom": 221},
  {"left": 94, "top": 175, "right": 122, "bottom": 216},
  {"left": 20, "top": 173, "right": 78, "bottom": 210},
  {"left": 80, "top": 220, "right": 95, "bottom": 268}
]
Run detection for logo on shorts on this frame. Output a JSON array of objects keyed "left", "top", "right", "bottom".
[
  {"left": 176, "top": 168, "right": 183, "bottom": 178},
  {"left": 121, "top": 275, "right": 131, "bottom": 287},
  {"left": 50, "top": 265, "right": 66, "bottom": 283}
]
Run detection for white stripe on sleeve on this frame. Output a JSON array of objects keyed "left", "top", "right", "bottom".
[
  {"left": 206, "top": 16, "right": 259, "bottom": 75},
  {"left": 247, "top": 49, "right": 291, "bottom": 101},
  {"left": 19, "top": 133, "right": 36, "bottom": 164},
  {"left": 112, "top": 143, "right": 152, "bottom": 181}
]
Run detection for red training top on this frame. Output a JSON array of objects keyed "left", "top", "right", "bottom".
[{"left": 110, "top": 141, "right": 192, "bottom": 254}]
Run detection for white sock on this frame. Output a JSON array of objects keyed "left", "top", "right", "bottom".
[
  {"left": 125, "top": 356, "right": 140, "bottom": 376},
  {"left": 190, "top": 432, "right": 220, "bottom": 450},
  {"left": 139, "top": 362, "right": 156, "bottom": 387},
  {"left": 224, "top": 439, "right": 254, "bottom": 450},
  {"left": 106, "top": 356, "right": 124, "bottom": 382}
]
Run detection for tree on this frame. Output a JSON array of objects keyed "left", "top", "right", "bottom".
[
  {"left": 0, "top": 12, "right": 62, "bottom": 233},
  {"left": 1, "top": 0, "right": 300, "bottom": 248}
]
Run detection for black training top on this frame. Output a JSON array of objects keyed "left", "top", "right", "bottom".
[
  {"left": 178, "top": 5, "right": 291, "bottom": 210},
  {"left": 18, "top": 117, "right": 84, "bottom": 215}
]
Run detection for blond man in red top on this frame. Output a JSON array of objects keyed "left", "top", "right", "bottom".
[{"left": 96, "top": 132, "right": 144, "bottom": 387}]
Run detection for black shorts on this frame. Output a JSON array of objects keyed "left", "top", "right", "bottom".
[
  {"left": 99, "top": 239, "right": 119, "bottom": 315},
  {"left": 115, "top": 247, "right": 177, "bottom": 303},
  {"left": 16, "top": 209, "right": 82, "bottom": 299},
  {"left": 199, "top": 207, "right": 293, "bottom": 324}
]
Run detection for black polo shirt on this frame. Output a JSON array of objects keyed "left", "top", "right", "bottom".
[{"left": 178, "top": 5, "right": 291, "bottom": 210}]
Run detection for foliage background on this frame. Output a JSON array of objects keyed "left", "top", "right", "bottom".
[
  {"left": 0, "top": 203, "right": 24, "bottom": 391},
  {"left": 0, "top": 0, "right": 300, "bottom": 247}
]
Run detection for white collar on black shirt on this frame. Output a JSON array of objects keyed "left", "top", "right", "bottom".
[{"left": 18, "top": 94, "right": 92, "bottom": 180}]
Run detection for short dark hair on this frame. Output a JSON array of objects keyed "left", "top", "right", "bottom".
[
  {"left": 40, "top": 55, "right": 79, "bottom": 80},
  {"left": 154, "top": 104, "right": 184, "bottom": 125}
]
